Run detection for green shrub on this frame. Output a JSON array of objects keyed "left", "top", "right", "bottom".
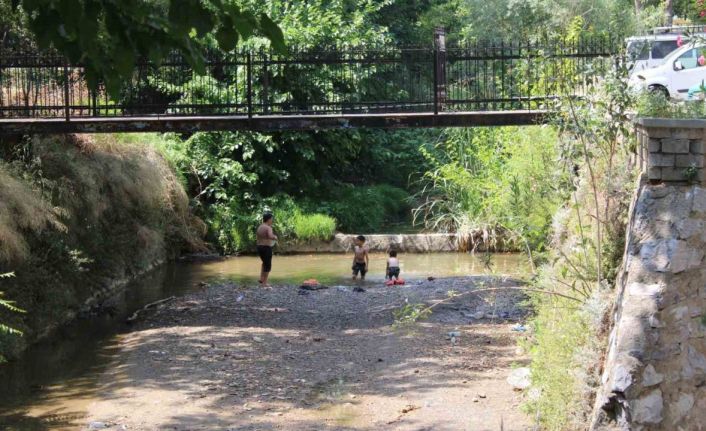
[
  {"left": 311, "top": 185, "right": 411, "bottom": 233},
  {"left": 413, "top": 126, "right": 566, "bottom": 251},
  {"left": 636, "top": 90, "right": 706, "bottom": 118},
  {"left": 292, "top": 213, "right": 336, "bottom": 241},
  {"left": 523, "top": 295, "right": 593, "bottom": 430},
  {"left": 207, "top": 194, "right": 338, "bottom": 251}
]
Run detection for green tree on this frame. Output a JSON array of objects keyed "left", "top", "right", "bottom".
[{"left": 8, "top": 0, "right": 285, "bottom": 96}]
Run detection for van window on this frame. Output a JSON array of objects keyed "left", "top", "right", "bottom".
[
  {"left": 627, "top": 41, "right": 650, "bottom": 60},
  {"left": 676, "top": 48, "right": 706, "bottom": 69},
  {"left": 651, "top": 40, "right": 679, "bottom": 59}
]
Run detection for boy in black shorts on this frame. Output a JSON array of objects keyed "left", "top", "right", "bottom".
[{"left": 351, "top": 235, "right": 369, "bottom": 280}]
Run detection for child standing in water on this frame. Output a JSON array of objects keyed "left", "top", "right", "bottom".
[
  {"left": 351, "top": 235, "right": 369, "bottom": 280},
  {"left": 386, "top": 250, "right": 401, "bottom": 280}
]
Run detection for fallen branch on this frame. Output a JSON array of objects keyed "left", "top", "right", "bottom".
[{"left": 126, "top": 296, "right": 176, "bottom": 323}]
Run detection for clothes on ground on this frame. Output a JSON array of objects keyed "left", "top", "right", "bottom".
[{"left": 257, "top": 245, "right": 273, "bottom": 272}]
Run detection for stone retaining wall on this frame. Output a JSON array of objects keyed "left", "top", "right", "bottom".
[
  {"left": 591, "top": 183, "right": 706, "bottom": 429},
  {"left": 275, "top": 233, "right": 460, "bottom": 254}
]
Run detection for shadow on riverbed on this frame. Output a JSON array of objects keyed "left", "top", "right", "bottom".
[{"left": 81, "top": 278, "right": 528, "bottom": 430}]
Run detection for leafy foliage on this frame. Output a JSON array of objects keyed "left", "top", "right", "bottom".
[
  {"left": 310, "top": 185, "right": 411, "bottom": 234},
  {"left": 413, "top": 126, "right": 567, "bottom": 252},
  {"left": 11, "top": 0, "right": 285, "bottom": 97},
  {"left": 0, "top": 272, "right": 23, "bottom": 363},
  {"left": 0, "top": 272, "right": 23, "bottom": 335},
  {"left": 636, "top": 90, "right": 706, "bottom": 118},
  {"left": 525, "top": 66, "right": 638, "bottom": 429}
]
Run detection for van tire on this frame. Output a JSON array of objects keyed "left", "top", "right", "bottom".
[{"left": 648, "top": 85, "right": 669, "bottom": 99}]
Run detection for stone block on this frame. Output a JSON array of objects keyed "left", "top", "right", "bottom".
[
  {"left": 646, "top": 127, "right": 674, "bottom": 139},
  {"left": 649, "top": 138, "right": 662, "bottom": 153},
  {"left": 630, "top": 389, "right": 663, "bottom": 424},
  {"left": 611, "top": 364, "right": 635, "bottom": 393},
  {"left": 688, "top": 345, "right": 706, "bottom": 375},
  {"left": 662, "top": 138, "right": 691, "bottom": 153},
  {"left": 628, "top": 282, "right": 664, "bottom": 297},
  {"left": 672, "top": 128, "right": 691, "bottom": 139},
  {"left": 676, "top": 155, "right": 704, "bottom": 168},
  {"left": 640, "top": 239, "right": 703, "bottom": 274},
  {"left": 689, "top": 318, "right": 706, "bottom": 339},
  {"left": 669, "top": 393, "right": 694, "bottom": 424},
  {"left": 649, "top": 153, "right": 676, "bottom": 167},
  {"left": 671, "top": 305, "right": 690, "bottom": 320},
  {"left": 688, "top": 128, "right": 705, "bottom": 140},
  {"left": 675, "top": 218, "right": 704, "bottom": 240},
  {"left": 648, "top": 166, "right": 662, "bottom": 181},
  {"left": 642, "top": 364, "right": 664, "bottom": 387},
  {"left": 693, "top": 187, "right": 706, "bottom": 213},
  {"left": 661, "top": 167, "right": 686, "bottom": 182},
  {"left": 691, "top": 140, "right": 706, "bottom": 154}
]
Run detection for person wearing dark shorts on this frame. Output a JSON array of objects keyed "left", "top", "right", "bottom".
[
  {"left": 256, "top": 213, "right": 277, "bottom": 287},
  {"left": 351, "top": 235, "right": 369, "bottom": 280},
  {"left": 386, "top": 250, "right": 401, "bottom": 280}
]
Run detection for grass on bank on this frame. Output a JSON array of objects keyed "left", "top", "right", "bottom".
[
  {"left": 0, "top": 134, "right": 205, "bottom": 360},
  {"left": 292, "top": 213, "right": 336, "bottom": 241},
  {"left": 523, "top": 72, "right": 637, "bottom": 429}
]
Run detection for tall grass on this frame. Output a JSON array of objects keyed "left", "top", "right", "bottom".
[
  {"left": 524, "top": 70, "right": 637, "bottom": 429},
  {"left": 413, "top": 126, "right": 567, "bottom": 253},
  {"left": 292, "top": 213, "right": 336, "bottom": 241}
]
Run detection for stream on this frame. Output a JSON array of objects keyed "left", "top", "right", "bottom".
[{"left": 0, "top": 252, "right": 529, "bottom": 430}]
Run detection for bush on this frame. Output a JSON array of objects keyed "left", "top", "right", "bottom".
[
  {"left": 292, "top": 213, "right": 336, "bottom": 241},
  {"left": 636, "top": 90, "right": 706, "bottom": 119},
  {"left": 312, "top": 185, "right": 411, "bottom": 233},
  {"left": 413, "top": 126, "right": 566, "bottom": 251},
  {"left": 206, "top": 193, "right": 338, "bottom": 252}
]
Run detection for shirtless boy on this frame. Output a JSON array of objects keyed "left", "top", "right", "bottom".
[{"left": 351, "top": 235, "right": 369, "bottom": 280}]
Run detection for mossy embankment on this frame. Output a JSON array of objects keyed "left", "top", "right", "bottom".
[{"left": 0, "top": 134, "right": 204, "bottom": 360}]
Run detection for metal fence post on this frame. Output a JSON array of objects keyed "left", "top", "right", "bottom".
[
  {"left": 246, "top": 52, "right": 253, "bottom": 118},
  {"left": 433, "top": 27, "right": 446, "bottom": 114},
  {"left": 63, "top": 63, "right": 70, "bottom": 121},
  {"left": 91, "top": 88, "right": 98, "bottom": 117},
  {"left": 262, "top": 51, "right": 269, "bottom": 115}
]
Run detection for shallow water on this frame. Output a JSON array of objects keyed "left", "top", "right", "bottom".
[
  {"left": 0, "top": 252, "right": 528, "bottom": 430},
  {"left": 193, "top": 252, "right": 529, "bottom": 285}
]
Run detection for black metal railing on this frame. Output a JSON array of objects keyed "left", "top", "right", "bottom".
[{"left": 0, "top": 30, "right": 620, "bottom": 120}]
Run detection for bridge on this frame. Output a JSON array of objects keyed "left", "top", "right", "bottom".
[{"left": 0, "top": 31, "right": 618, "bottom": 134}]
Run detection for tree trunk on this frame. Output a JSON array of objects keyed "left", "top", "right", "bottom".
[
  {"left": 634, "top": 0, "right": 642, "bottom": 15},
  {"left": 664, "top": 0, "right": 674, "bottom": 27}
]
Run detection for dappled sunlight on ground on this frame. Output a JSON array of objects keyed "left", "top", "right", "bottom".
[{"left": 80, "top": 277, "right": 532, "bottom": 430}]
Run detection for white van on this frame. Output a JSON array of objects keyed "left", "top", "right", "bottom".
[
  {"left": 626, "top": 35, "right": 681, "bottom": 75},
  {"left": 626, "top": 26, "right": 706, "bottom": 77},
  {"left": 628, "top": 43, "right": 706, "bottom": 100}
]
